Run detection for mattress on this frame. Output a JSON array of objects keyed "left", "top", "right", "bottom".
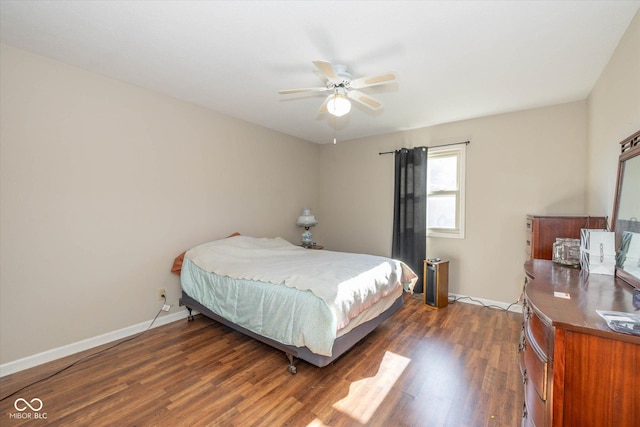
[{"left": 180, "top": 235, "right": 417, "bottom": 356}]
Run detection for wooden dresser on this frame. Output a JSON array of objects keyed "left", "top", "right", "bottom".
[
  {"left": 526, "top": 215, "right": 607, "bottom": 260},
  {"left": 520, "top": 260, "right": 640, "bottom": 426}
]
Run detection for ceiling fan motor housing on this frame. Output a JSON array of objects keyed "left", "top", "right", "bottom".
[{"left": 328, "top": 64, "right": 352, "bottom": 89}]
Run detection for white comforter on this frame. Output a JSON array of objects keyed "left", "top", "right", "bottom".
[{"left": 182, "top": 236, "right": 417, "bottom": 354}]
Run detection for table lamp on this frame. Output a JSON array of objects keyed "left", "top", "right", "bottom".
[{"left": 296, "top": 208, "right": 318, "bottom": 247}]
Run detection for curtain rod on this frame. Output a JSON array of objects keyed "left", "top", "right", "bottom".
[{"left": 378, "top": 140, "right": 470, "bottom": 155}]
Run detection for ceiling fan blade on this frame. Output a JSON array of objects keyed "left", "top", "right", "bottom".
[
  {"left": 313, "top": 60, "right": 341, "bottom": 84},
  {"left": 278, "top": 87, "right": 328, "bottom": 95},
  {"left": 347, "top": 90, "right": 383, "bottom": 110},
  {"left": 350, "top": 72, "right": 397, "bottom": 89}
]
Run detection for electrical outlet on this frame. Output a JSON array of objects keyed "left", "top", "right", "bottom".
[{"left": 158, "top": 288, "right": 166, "bottom": 301}]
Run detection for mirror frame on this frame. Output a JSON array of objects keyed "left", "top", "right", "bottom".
[{"left": 611, "top": 129, "right": 640, "bottom": 289}]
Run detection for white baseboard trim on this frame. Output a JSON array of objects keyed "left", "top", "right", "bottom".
[
  {"left": 0, "top": 308, "right": 192, "bottom": 377},
  {"left": 449, "top": 293, "right": 523, "bottom": 313}
]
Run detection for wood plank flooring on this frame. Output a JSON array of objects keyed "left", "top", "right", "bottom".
[{"left": 1, "top": 295, "right": 524, "bottom": 426}]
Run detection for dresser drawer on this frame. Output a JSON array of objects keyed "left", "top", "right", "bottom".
[
  {"left": 524, "top": 305, "right": 553, "bottom": 358},
  {"left": 518, "top": 324, "right": 526, "bottom": 374},
  {"left": 522, "top": 333, "right": 548, "bottom": 401},
  {"left": 520, "top": 305, "right": 548, "bottom": 426},
  {"left": 526, "top": 218, "right": 533, "bottom": 259},
  {"left": 523, "top": 376, "right": 546, "bottom": 427}
]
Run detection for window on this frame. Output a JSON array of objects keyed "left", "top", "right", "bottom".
[{"left": 427, "top": 144, "right": 466, "bottom": 238}]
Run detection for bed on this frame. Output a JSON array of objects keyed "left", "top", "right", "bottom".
[{"left": 174, "top": 235, "right": 417, "bottom": 373}]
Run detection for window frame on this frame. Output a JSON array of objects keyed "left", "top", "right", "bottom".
[{"left": 426, "top": 144, "right": 466, "bottom": 239}]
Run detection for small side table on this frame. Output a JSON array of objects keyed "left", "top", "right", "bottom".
[{"left": 423, "top": 260, "right": 449, "bottom": 308}]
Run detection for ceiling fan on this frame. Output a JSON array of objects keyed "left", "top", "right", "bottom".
[{"left": 279, "top": 61, "right": 397, "bottom": 117}]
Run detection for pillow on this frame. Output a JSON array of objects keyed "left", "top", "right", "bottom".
[{"left": 171, "top": 232, "right": 240, "bottom": 275}]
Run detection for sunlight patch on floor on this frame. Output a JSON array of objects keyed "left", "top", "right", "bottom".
[
  {"left": 306, "top": 420, "right": 329, "bottom": 427},
  {"left": 331, "top": 351, "right": 411, "bottom": 424}
]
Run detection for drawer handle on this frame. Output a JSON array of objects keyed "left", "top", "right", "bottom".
[
  {"left": 522, "top": 369, "right": 527, "bottom": 385},
  {"left": 518, "top": 338, "right": 526, "bottom": 353},
  {"left": 522, "top": 402, "right": 528, "bottom": 419},
  {"left": 526, "top": 240, "right": 531, "bottom": 246}
]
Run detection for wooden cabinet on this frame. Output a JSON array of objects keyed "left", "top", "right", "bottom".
[
  {"left": 526, "top": 215, "right": 607, "bottom": 260},
  {"left": 520, "top": 260, "right": 640, "bottom": 426}
]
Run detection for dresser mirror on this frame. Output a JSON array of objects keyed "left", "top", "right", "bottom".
[{"left": 612, "top": 130, "right": 640, "bottom": 289}]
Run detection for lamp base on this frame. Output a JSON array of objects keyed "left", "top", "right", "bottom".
[{"left": 301, "top": 228, "right": 313, "bottom": 247}]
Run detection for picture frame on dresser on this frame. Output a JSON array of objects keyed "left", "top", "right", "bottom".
[{"left": 611, "top": 129, "right": 640, "bottom": 290}]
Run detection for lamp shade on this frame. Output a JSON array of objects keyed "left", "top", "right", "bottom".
[
  {"left": 327, "top": 94, "right": 351, "bottom": 117},
  {"left": 296, "top": 208, "right": 318, "bottom": 227}
]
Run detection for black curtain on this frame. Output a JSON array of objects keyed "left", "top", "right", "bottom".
[{"left": 392, "top": 147, "right": 428, "bottom": 292}]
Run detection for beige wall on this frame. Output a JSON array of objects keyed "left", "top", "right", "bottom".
[
  {"left": 0, "top": 45, "right": 320, "bottom": 364},
  {"left": 319, "top": 102, "right": 589, "bottom": 304},
  {"left": 586, "top": 11, "right": 640, "bottom": 217}
]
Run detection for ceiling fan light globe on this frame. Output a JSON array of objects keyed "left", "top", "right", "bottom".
[{"left": 327, "top": 95, "right": 351, "bottom": 117}]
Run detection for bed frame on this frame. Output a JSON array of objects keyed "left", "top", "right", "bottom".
[{"left": 179, "top": 290, "right": 404, "bottom": 374}]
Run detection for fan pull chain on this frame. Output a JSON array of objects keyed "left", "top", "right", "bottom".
[{"left": 333, "top": 114, "right": 337, "bottom": 144}]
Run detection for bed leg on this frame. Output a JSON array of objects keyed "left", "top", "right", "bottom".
[
  {"left": 286, "top": 353, "right": 297, "bottom": 375},
  {"left": 187, "top": 307, "right": 194, "bottom": 322}
]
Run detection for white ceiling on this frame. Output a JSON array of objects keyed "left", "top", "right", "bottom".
[{"left": 1, "top": 1, "right": 639, "bottom": 144}]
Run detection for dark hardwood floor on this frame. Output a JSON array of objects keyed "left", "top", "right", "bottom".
[{"left": 1, "top": 294, "right": 524, "bottom": 426}]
